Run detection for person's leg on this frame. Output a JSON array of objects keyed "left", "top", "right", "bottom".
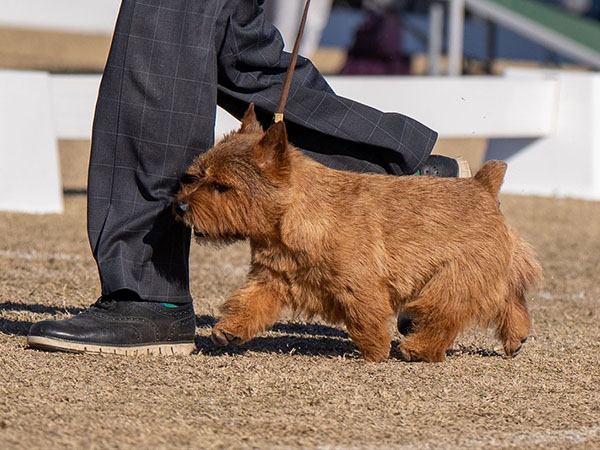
[
  {"left": 88, "top": 0, "right": 225, "bottom": 304},
  {"left": 28, "top": 0, "right": 229, "bottom": 354}
]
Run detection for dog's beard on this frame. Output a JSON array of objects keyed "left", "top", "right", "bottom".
[{"left": 192, "top": 227, "right": 246, "bottom": 248}]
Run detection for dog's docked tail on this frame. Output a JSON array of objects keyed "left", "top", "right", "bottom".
[
  {"left": 496, "top": 227, "right": 542, "bottom": 357},
  {"left": 474, "top": 161, "right": 507, "bottom": 198},
  {"left": 508, "top": 228, "right": 543, "bottom": 295}
]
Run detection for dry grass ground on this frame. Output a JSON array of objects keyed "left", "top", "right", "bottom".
[
  {"left": 2, "top": 24, "right": 599, "bottom": 450},
  {"left": 0, "top": 27, "right": 109, "bottom": 72},
  {"left": 1, "top": 193, "right": 599, "bottom": 449}
]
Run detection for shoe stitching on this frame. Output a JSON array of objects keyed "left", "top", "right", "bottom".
[
  {"left": 167, "top": 316, "right": 196, "bottom": 340},
  {"left": 87, "top": 309, "right": 161, "bottom": 341}
]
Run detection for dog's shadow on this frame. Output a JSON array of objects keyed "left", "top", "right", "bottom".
[
  {"left": 447, "top": 345, "right": 503, "bottom": 358},
  {"left": 194, "top": 316, "right": 505, "bottom": 360},
  {"left": 195, "top": 315, "right": 361, "bottom": 358}
]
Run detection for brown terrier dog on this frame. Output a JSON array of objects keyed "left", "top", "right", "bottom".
[{"left": 173, "top": 104, "right": 541, "bottom": 362}]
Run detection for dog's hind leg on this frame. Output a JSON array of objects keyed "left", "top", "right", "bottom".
[
  {"left": 212, "top": 279, "right": 287, "bottom": 347},
  {"left": 397, "top": 318, "right": 460, "bottom": 362},
  {"left": 495, "top": 232, "right": 539, "bottom": 357},
  {"left": 397, "top": 265, "right": 468, "bottom": 362},
  {"left": 495, "top": 292, "right": 531, "bottom": 357}
]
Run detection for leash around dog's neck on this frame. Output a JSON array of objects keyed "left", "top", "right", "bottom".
[{"left": 274, "top": 0, "right": 312, "bottom": 124}]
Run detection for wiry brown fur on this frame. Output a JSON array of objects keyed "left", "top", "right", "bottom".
[{"left": 174, "top": 104, "right": 542, "bottom": 362}]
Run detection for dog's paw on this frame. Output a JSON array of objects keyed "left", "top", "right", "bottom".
[
  {"left": 211, "top": 328, "right": 242, "bottom": 347},
  {"left": 397, "top": 345, "right": 420, "bottom": 362},
  {"left": 397, "top": 344, "right": 447, "bottom": 363},
  {"left": 505, "top": 337, "right": 528, "bottom": 358}
]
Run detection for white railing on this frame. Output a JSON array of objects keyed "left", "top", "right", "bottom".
[
  {"left": 446, "top": 0, "right": 600, "bottom": 75},
  {"left": 49, "top": 74, "right": 558, "bottom": 141},
  {"left": 5, "top": 68, "right": 600, "bottom": 214}
]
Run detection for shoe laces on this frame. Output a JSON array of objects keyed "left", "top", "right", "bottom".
[
  {"left": 422, "top": 166, "right": 440, "bottom": 176},
  {"left": 91, "top": 297, "right": 117, "bottom": 310}
]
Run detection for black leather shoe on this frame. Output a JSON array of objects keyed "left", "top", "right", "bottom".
[
  {"left": 27, "top": 298, "right": 196, "bottom": 355},
  {"left": 417, "top": 155, "right": 472, "bottom": 178}
]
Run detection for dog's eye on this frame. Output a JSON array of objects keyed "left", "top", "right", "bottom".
[
  {"left": 181, "top": 173, "right": 199, "bottom": 185},
  {"left": 212, "top": 182, "right": 231, "bottom": 193}
]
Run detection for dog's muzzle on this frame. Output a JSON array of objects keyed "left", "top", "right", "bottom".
[{"left": 174, "top": 202, "right": 189, "bottom": 217}]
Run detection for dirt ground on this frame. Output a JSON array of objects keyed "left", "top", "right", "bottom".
[
  {"left": 2, "top": 25, "right": 600, "bottom": 450},
  {"left": 1, "top": 192, "right": 599, "bottom": 450}
]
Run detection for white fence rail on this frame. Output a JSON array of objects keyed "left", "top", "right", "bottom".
[
  {"left": 3, "top": 69, "right": 600, "bottom": 214},
  {"left": 0, "top": 71, "right": 63, "bottom": 213},
  {"left": 50, "top": 74, "right": 559, "bottom": 141}
]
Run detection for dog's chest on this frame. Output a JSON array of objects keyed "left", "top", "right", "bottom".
[
  {"left": 254, "top": 245, "right": 323, "bottom": 283},
  {"left": 252, "top": 245, "right": 331, "bottom": 308}
]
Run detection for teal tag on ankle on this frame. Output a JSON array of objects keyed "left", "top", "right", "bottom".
[{"left": 159, "top": 302, "right": 180, "bottom": 308}]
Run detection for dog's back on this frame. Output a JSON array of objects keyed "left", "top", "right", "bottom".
[{"left": 283, "top": 154, "right": 541, "bottom": 361}]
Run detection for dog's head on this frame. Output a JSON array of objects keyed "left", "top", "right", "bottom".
[{"left": 173, "top": 104, "right": 292, "bottom": 245}]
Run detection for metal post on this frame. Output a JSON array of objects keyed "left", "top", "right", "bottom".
[
  {"left": 427, "top": 1, "right": 445, "bottom": 76},
  {"left": 485, "top": 19, "right": 497, "bottom": 74},
  {"left": 447, "top": 0, "right": 465, "bottom": 76}
]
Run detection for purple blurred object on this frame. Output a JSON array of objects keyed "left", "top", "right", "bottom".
[{"left": 340, "top": 12, "right": 410, "bottom": 75}]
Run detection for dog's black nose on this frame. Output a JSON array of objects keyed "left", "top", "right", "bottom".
[{"left": 174, "top": 202, "right": 189, "bottom": 217}]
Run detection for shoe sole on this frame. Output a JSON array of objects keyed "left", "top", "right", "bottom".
[
  {"left": 456, "top": 156, "right": 472, "bottom": 178},
  {"left": 27, "top": 336, "right": 196, "bottom": 356}
]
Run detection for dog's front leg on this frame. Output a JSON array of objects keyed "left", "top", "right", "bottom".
[
  {"left": 211, "top": 279, "right": 287, "bottom": 347},
  {"left": 340, "top": 294, "right": 394, "bottom": 362},
  {"left": 345, "top": 317, "right": 392, "bottom": 362}
]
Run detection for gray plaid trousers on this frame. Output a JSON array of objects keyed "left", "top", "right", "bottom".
[{"left": 87, "top": 0, "right": 438, "bottom": 303}]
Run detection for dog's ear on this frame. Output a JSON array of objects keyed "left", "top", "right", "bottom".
[
  {"left": 254, "top": 121, "right": 290, "bottom": 179},
  {"left": 239, "top": 103, "right": 262, "bottom": 133}
]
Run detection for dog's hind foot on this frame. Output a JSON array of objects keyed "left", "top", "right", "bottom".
[
  {"left": 211, "top": 328, "right": 242, "bottom": 347},
  {"left": 397, "top": 321, "right": 459, "bottom": 363},
  {"left": 397, "top": 341, "right": 446, "bottom": 363},
  {"left": 396, "top": 345, "right": 422, "bottom": 362}
]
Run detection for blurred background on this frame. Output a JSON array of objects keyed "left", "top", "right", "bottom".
[{"left": 1, "top": 0, "right": 600, "bottom": 212}]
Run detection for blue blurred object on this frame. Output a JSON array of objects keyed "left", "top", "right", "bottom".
[
  {"left": 320, "top": 6, "right": 588, "bottom": 66},
  {"left": 319, "top": 7, "right": 367, "bottom": 48}
]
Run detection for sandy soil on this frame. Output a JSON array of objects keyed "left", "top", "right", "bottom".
[
  {"left": 1, "top": 193, "right": 599, "bottom": 449},
  {"left": 0, "top": 27, "right": 110, "bottom": 73},
  {"left": 1, "top": 24, "right": 599, "bottom": 450}
]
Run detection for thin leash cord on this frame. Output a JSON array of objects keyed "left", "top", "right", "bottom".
[{"left": 274, "top": 0, "right": 312, "bottom": 123}]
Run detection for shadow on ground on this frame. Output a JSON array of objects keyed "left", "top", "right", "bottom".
[
  {"left": 194, "top": 335, "right": 361, "bottom": 359},
  {"left": 0, "top": 301, "right": 86, "bottom": 336},
  {"left": 195, "top": 314, "right": 362, "bottom": 358},
  {"left": 2, "top": 304, "right": 505, "bottom": 359}
]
